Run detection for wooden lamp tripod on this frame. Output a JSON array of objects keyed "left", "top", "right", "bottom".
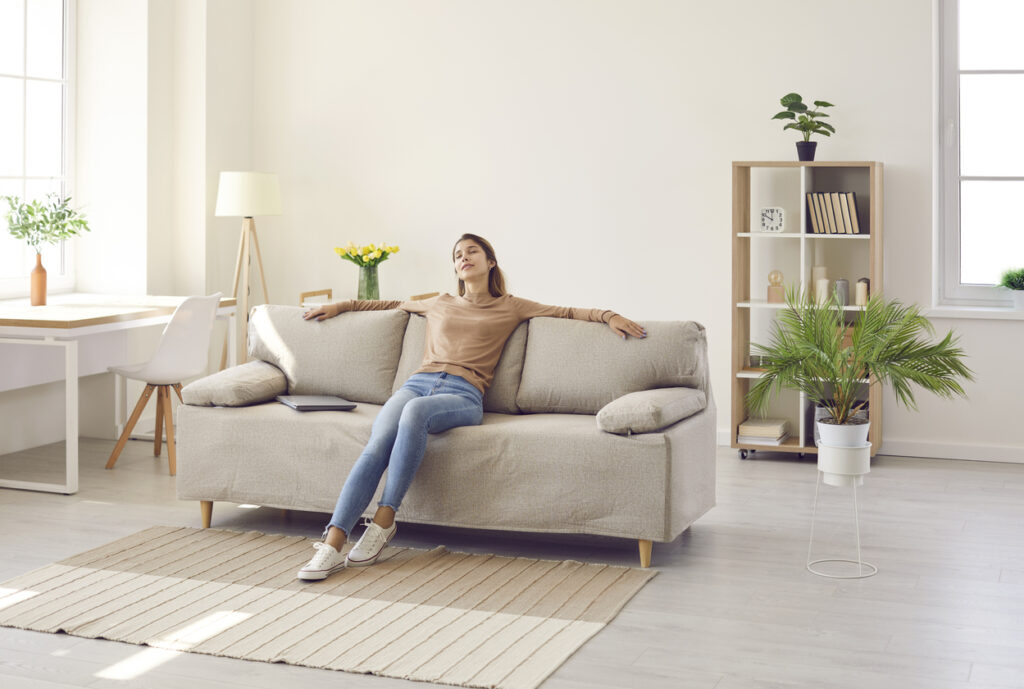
[{"left": 214, "top": 172, "right": 281, "bottom": 368}]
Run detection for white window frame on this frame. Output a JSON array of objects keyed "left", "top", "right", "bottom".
[
  {"left": 0, "top": 0, "right": 76, "bottom": 299},
  {"left": 936, "top": 0, "right": 1020, "bottom": 307}
]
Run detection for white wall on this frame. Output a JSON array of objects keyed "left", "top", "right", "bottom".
[
  {"left": 248, "top": 0, "right": 1022, "bottom": 462},
  {"left": 75, "top": 0, "right": 148, "bottom": 294}
]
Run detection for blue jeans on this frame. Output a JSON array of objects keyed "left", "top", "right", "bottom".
[{"left": 326, "top": 372, "right": 483, "bottom": 538}]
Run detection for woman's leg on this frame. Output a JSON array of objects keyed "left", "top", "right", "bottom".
[
  {"left": 325, "top": 386, "right": 420, "bottom": 541},
  {"left": 377, "top": 387, "right": 483, "bottom": 515}
]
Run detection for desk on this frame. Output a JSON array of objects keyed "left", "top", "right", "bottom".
[{"left": 0, "top": 294, "right": 237, "bottom": 494}]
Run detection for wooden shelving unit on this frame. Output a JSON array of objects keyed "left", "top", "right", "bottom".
[{"left": 731, "top": 161, "right": 883, "bottom": 459}]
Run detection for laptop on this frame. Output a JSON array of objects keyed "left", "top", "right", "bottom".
[{"left": 276, "top": 395, "right": 356, "bottom": 412}]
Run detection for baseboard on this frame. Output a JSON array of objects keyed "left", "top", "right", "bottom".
[
  {"left": 718, "top": 427, "right": 1024, "bottom": 464},
  {"left": 717, "top": 428, "right": 731, "bottom": 447},
  {"left": 878, "top": 439, "right": 1024, "bottom": 464}
]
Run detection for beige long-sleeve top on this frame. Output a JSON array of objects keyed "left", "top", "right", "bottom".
[{"left": 343, "top": 292, "right": 617, "bottom": 393}]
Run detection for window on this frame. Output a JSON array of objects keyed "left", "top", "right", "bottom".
[{"left": 0, "top": 0, "right": 74, "bottom": 297}]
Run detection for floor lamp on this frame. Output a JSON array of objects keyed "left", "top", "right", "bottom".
[{"left": 215, "top": 171, "right": 282, "bottom": 368}]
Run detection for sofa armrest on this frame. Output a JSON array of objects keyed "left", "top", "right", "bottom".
[
  {"left": 596, "top": 387, "right": 707, "bottom": 435},
  {"left": 182, "top": 361, "right": 287, "bottom": 407}
]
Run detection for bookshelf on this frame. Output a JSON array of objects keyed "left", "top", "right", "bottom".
[{"left": 731, "top": 161, "right": 883, "bottom": 459}]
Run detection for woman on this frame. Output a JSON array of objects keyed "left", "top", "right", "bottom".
[{"left": 296, "top": 234, "right": 646, "bottom": 580}]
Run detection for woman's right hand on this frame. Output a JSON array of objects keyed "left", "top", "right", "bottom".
[{"left": 303, "top": 302, "right": 343, "bottom": 321}]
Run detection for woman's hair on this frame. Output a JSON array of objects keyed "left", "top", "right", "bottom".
[{"left": 452, "top": 233, "right": 506, "bottom": 297}]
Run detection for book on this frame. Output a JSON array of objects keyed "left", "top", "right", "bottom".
[
  {"left": 806, "top": 194, "right": 821, "bottom": 233},
  {"left": 812, "top": 193, "right": 829, "bottom": 234},
  {"left": 737, "top": 433, "right": 789, "bottom": 446},
  {"left": 738, "top": 417, "right": 788, "bottom": 436},
  {"left": 821, "top": 193, "right": 838, "bottom": 234},
  {"left": 276, "top": 395, "right": 357, "bottom": 411},
  {"left": 846, "top": 192, "right": 861, "bottom": 234},
  {"left": 827, "top": 193, "right": 844, "bottom": 234},
  {"left": 836, "top": 192, "right": 853, "bottom": 234}
]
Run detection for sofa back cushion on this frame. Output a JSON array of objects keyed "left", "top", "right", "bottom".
[
  {"left": 516, "top": 319, "right": 708, "bottom": 414},
  {"left": 392, "top": 314, "right": 527, "bottom": 414},
  {"left": 248, "top": 305, "right": 408, "bottom": 404}
]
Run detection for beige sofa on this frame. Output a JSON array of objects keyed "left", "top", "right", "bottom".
[{"left": 177, "top": 304, "right": 716, "bottom": 567}]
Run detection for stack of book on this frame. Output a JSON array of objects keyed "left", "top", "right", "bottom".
[
  {"left": 806, "top": 192, "right": 862, "bottom": 234},
  {"left": 737, "top": 417, "right": 789, "bottom": 445}
]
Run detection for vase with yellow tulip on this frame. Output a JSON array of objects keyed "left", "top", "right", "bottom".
[{"left": 335, "top": 242, "right": 399, "bottom": 300}]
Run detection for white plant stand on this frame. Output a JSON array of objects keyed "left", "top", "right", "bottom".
[{"left": 806, "top": 441, "right": 877, "bottom": 579}]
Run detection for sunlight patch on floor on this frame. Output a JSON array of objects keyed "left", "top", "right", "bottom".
[
  {"left": 94, "top": 610, "right": 251, "bottom": 680},
  {"left": 0, "top": 587, "right": 40, "bottom": 611}
]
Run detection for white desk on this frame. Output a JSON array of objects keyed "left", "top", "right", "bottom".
[{"left": 0, "top": 294, "right": 237, "bottom": 494}]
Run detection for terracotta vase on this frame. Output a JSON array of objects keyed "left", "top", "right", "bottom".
[{"left": 30, "top": 252, "right": 47, "bottom": 306}]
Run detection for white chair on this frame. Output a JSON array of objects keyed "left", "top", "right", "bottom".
[{"left": 105, "top": 293, "right": 222, "bottom": 476}]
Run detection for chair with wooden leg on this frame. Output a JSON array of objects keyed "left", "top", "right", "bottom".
[{"left": 105, "top": 293, "right": 222, "bottom": 476}]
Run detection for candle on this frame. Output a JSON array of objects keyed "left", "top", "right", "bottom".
[
  {"left": 855, "top": 280, "right": 868, "bottom": 306},
  {"left": 835, "top": 278, "right": 849, "bottom": 306},
  {"left": 816, "top": 278, "right": 830, "bottom": 303}
]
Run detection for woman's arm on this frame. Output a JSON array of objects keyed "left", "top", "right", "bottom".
[
  {"left": 303, "top": 298, "right": 406, "bottom": 321},
  {"left": 512, "top": 297, "right": 647, "bottom": 340}
]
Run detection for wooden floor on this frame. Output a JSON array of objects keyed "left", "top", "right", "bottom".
[{"left": 1, "top": 439, "right": 1024, "bottom": 689}]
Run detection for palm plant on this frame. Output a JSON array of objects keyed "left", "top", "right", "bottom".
[{"left": 746, "top": 290, "right": 973, "bottom": 425}]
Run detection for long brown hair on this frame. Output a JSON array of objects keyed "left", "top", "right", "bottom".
[{"left": 452, "top": 233, "right": 506, "bottom": 297}]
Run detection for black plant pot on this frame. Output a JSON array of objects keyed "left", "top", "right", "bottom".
[{"left": 796, "top": 141, "right": 817, "bottom": 161}]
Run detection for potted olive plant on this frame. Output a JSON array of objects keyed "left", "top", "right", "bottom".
[
  {"left": 2, "top": 194, "right": 90, "bottom": 305},
  {"left": 746, "top": 289, "right": 973, "bottom": 449},
  {"left": 999, "top": 267, "right": 1024, "bottom": 309},
  {"left": 772, "top": 93, "right": 835, "bottom": 161}
]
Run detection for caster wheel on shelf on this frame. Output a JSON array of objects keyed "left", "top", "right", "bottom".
[{"left": 740, "top": 450, "right": 748, "bottom": 459}]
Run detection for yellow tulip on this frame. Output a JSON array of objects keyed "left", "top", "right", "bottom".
[
  {"left": 334, "top": 247, "right": 344, "bottom": 256},
  {"left": 361, "top": 246, "right": 371, "bottom": 255},
  {"left": 389, "top": 245, "right": 400, "bottom": 253},
  {"left": 371, "top": 250, "right": 382, "bottom": 259}
]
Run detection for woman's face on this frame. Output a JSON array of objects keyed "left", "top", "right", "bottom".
[{"left": 453, "top": 240, "right": 494, "bottom": 282}]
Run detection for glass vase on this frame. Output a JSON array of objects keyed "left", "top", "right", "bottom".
[{"left": 357, "top": 264, "right": 379, "bottom": 300}]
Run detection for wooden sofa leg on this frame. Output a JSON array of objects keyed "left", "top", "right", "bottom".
[
  {"left": 638, "top": 539, "right": 653, "bottom": 568},
  {"left": 200, "top": 501, "right": 212, "bottom": 528}
]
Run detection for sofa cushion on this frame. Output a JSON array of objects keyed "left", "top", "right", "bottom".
[
  {"left": 392, "top": 314, "right": 527, "bottom": 414},
  {"left": 596, "top": 387, "right": 707, "bottom": 435},
  {"left": 248, "top": 305, "right": 408, "bottom": 404},
  {"left": 516, "top": 319, "right": 707, "bottom": 414},
  {"left": 181, "top": 360, "right": 286, "bottom": 407}
]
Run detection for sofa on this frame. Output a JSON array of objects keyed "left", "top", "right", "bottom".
[{"left": 177, "top": 304, "right": 716, "bottom": 567}]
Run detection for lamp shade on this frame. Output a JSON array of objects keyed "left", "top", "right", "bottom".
[{"left": 214, "top": 172, "right": 282, "bottom": 217}]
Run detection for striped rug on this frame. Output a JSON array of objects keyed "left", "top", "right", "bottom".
[{"left": 0, "top": 526, "right": 655, "bottom": 689}]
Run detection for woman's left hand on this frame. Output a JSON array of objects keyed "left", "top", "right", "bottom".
[{"left": 609, "top": 315, "right": 647, "bottom": 340}]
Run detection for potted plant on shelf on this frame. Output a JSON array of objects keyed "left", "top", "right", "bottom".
[
  {"left": 3, "top": 194, "right": 91, "bottom": 306},
  {"left": 746, "top": 289, "right": 973, "bottom": 451},
  {"left": 772, "top": 93, "right": 835, "bottom": 161},
  {"left": 998, "top": 267, "right": 1024, "bottom": 309}
]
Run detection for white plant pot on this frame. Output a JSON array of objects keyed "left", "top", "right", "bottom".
[
  {"left": 816, "top": 419, "right": 870, "bottom": 448},
  {"left": 1012, "top": 291, "right": 1024, "bottom": 310},
  {"left": 817, "top": 442, "right": 871, "bottom": 487}
]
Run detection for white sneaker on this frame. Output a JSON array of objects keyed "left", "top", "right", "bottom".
[
  {"left": 346, "top": 521, "right": 397, "bottom": 567},
  {"left": 297, "top": 542, "right": 346, "bottom": 580}
]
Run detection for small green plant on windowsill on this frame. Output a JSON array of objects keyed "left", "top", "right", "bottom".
[
  {"left": 999, "top": 267, "right": 1024, "bottom": 309},
  {"left": 999, "top": 267, "right": 1024, "bottom": 291}
]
